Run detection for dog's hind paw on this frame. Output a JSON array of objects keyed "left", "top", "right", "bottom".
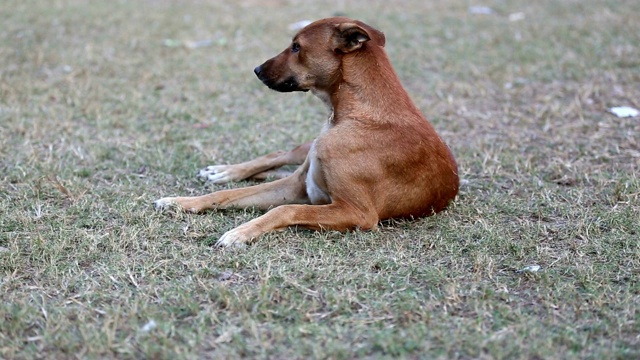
[{"left": 215, "top": 228, "right": 252, "bottom": 249}]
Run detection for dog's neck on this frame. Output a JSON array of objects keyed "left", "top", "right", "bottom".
[
  {"left": 311, "top": 88, "right": 336, "bottom": 127},
  {"left": 311, "top": 46, "right": 419, "bottom": 127},
  {"left": 311, "top": 88, "right": 333, "bottom": 109},
  {"left": 331, "top": 46, "right": 419, "bottom": 124}
]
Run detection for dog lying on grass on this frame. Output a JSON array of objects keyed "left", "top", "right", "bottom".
[{"left": 155, "top": 17, "right": 459, "bottom": 247}]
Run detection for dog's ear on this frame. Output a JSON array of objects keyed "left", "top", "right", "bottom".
[{"left": 334, "top": 23, "right": 371, "bottom": 53}]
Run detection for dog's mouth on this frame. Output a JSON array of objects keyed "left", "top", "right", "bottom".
[
  {"left": 254, "top": 64, "right": 308, "bottom": 92},
  {"left": 256, "top": 74, "right": 308, "bottom": 93}
]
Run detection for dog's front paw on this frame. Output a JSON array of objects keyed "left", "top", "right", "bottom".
[
  {"left": 198, "top": 165, "right": 239, "bottom": 184},
  {"left": 154, "top": 197, "right": 178, "bottom": 210},
  {"left": 153, "top": 197, "right": 205, "bottom": 213}
]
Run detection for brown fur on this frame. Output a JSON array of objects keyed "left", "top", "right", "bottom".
[{"left": 155, "top": 17, "right": 459, "bottom": 247}]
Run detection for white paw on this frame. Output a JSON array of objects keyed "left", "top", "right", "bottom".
[
  {"left": 154, "top": 197, "right": 177, "bottom": 209},
  {"left": 215, "top": 229, "right": 250, "bottom": 249},
  {"left": 197, "top": 165, "right": 236, "bottom": 184}
]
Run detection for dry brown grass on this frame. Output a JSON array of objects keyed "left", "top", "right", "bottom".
[{"left": 1, "top": 0, "right": 639, "bottom": 358}]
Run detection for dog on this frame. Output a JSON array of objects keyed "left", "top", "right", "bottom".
[{"left": 155, "top": 17, "right": 459, "bottom": 248}]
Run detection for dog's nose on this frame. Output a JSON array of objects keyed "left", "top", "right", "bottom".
[{"left": 253, "top": 65, "right": 262, "bottom": 77}]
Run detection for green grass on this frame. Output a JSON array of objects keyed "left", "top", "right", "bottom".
[{"left": 1, "top": 0, "right": 639, "bottom": 358}]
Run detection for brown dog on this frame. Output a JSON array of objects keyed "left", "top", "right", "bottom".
[{"left": 155, "top": 17, "right": 459, "bottom": 247}]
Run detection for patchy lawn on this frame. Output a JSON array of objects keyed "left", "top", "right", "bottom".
[{"left": 1, "top": 0, "right": 638, "bottom": 358}]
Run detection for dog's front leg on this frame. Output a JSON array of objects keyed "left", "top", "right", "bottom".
[
  {"left": 216, "top": 201, "right": 379, "bottom": 247},
  {"left": 155, "top": 159, "right": 311, "bottom": 213},
  {"left": 198, "top": 142, "right": 312, "bottom": 183}
]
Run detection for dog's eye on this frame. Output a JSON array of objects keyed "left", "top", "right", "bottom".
[{"left": 291, "top": 42, "right": 301, "bottom": 53}]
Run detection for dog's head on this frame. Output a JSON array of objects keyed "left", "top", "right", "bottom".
[{"left": 254, "top": 17, "right": 385, "bottom": 94}]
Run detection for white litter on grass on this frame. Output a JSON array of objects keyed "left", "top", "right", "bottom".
[
  {"left": 184, "top": 39, "right": 213, "bottom": 49},
  {"left": 218, "top": 270, "right": 234, "bottom": 281},
  {"left": 163, "top": 39, "right": 181, "bottom": 47},
  {"left": 0, "top": 246, "right": 9, "bottom": 253},
  {"left": 518, "top": 265, "right": 541, "bottom": 273},
  {"left": 288, "top": 20, "right": 312, "bottom": 31},
  {"left": 34, "top": 203, "right": 44, "bottom": 219},
  {"left": 609, "top": 106, "right": 639, "bottom": 118},
  {"left": 140, "top": 319, "right": 157, "bottom": 332},
  {"left": 508, "top": 12, "right": 525, "bottom": 22},
  {"left": 468, "top": 6, "right": 494, "bottom": 15},
  {"left": 163, "top": 39, "right": 222, "bottom": 49}
]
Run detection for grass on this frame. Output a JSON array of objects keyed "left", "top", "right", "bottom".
[{"left": 1, "top": 0, "right": 639, "bottom": 358}]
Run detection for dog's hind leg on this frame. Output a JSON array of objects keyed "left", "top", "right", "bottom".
[
  {"left": 215, "top": 200, "right": 379, "bottom": 247},
  {"left": 197, "top": 141, "right": 311, "bottom": 183}
]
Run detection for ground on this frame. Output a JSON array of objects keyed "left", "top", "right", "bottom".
[{"left": 1, "top": 0, "right": 639, "bottom": 358}]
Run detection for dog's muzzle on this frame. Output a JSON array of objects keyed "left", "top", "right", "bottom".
[
  {"left": 253, "top": 65, "right": 264, "bottom": 78},
  {"left": 254, "top": 64, "right": 307, "bottom": 93}
]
